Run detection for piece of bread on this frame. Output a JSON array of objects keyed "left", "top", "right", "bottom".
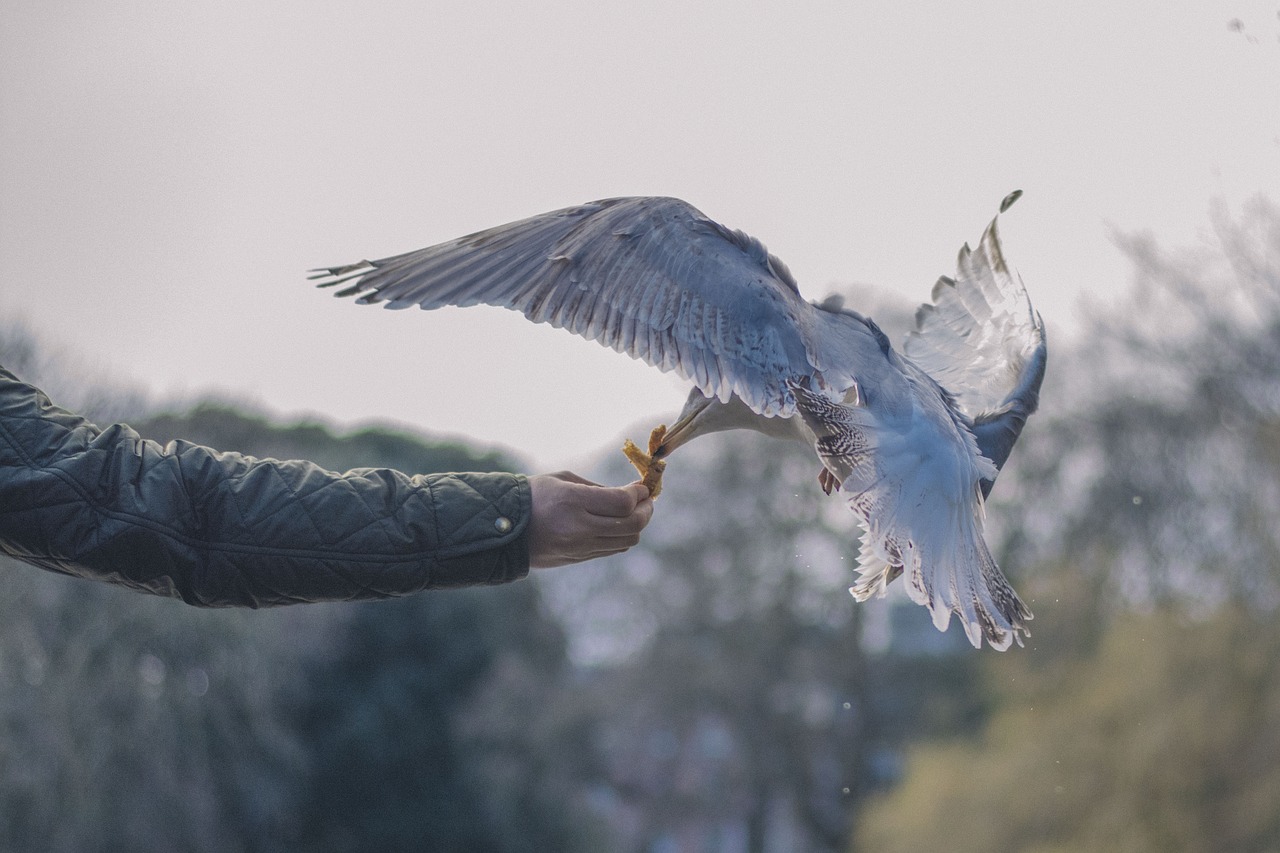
[{"left": 622, "top": 424, "right": 668, "bottom": 498}]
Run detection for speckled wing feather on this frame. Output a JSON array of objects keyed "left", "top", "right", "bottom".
[
  {"left": 311, "top": 197, "right": 819, "bottom": 417},
  {"left": 903, "top": 215, "right": 1047, "bottom": 487}
]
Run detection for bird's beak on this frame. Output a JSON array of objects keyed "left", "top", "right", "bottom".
[{"left": 654, "top": 393, "right": 713, "bottom": 459}]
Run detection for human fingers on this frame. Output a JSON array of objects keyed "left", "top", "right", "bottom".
[
  {"left": 527, "top": 474, "right": 653, "bottom": 568},
  {"left": 582, "top": 481, "right": 651, "bottom": 519}
]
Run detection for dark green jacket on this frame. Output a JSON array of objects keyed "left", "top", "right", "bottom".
[{"left": 0, "top": 365, "right": 530, "bottom": 606}]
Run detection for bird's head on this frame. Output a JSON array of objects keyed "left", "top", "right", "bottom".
[
  {"left": 652, "top": 389, "right": 717, "bottom": 459},
  {"left": 654, "top": 388, "right": 789, "bottom": 458}
]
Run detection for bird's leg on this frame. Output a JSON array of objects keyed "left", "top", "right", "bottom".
[
  {"left": 622, "top": 424, "right": 668, "bottom": 498},
  {"left": 818, "top": 467, "right": 841, "bottom": 495}
]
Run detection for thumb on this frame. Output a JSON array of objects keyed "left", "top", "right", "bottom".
[{"left": 549, "top": 470, "right": 600, "bottom": 487}]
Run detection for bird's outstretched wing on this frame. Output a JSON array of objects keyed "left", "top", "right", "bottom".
[
  {"left": 903, "top": 214, "right": 1047, "bottom": 489},
  {"left": 311, "top": 197, "right": 820, "bottom": 417}
]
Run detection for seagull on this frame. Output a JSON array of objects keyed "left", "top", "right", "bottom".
[{"left": 311, "top": 194, "right": 1046, "bottom": 650}]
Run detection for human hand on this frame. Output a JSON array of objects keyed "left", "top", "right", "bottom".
[{"left": 526, "top": 472, "right": 654, "bottom": 568}]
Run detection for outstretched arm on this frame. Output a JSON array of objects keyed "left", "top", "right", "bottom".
[{"left": 0, "top": 365, "right": 651, "bottom": 606}]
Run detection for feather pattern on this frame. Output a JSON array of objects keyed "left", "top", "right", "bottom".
[
  {"left": 904, "top": 217, "right": 1046, "bottom": 421},
  {"left": 313, "top": 195, "right": 1045, "bottom": 650},
  {"left": 312, "top": 197, "right": 824, "bottom": 417}
]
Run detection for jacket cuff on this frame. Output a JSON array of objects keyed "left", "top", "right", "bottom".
[{"left": 424, "top": 472, "right": 532, "bottom": 587}]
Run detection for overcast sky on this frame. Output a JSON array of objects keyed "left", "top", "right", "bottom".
[{"left": 2, "top": 1, "right": 1277, "bottom": 472}]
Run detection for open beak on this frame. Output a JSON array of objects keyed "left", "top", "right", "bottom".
[{"left": 653, "top": 393, "right": 713, "bottom": 459}]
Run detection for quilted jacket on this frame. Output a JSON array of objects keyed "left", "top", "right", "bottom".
[{"left": 0, "top": 365, "right": 531, "bottom": 606}]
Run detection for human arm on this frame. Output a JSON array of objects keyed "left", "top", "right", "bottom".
[{"left": 0, "top": 364, "right": 647, "bottom": 606}]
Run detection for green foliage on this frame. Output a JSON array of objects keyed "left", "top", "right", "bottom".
[
  {"left": 290, "top": 586, "right": 601, "bottom": 853},
  {"left": 140, "top": 402, "right": 509, "bottom": 476},
  {"left": 855, "top": 607, "right": 1280, "bottom": 853}
]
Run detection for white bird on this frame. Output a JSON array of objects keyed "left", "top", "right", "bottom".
[{"left": 312, "top": 195, "right": 1046, "bottom": 650}]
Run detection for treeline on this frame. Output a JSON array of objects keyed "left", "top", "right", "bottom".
[
  {"left": 2, "top": 197, "right": 1278, "bottom": 852},
  {"left": 853, "top": 197, "right": 1280, "bottom": 852},
  {"left": 0, "top": 375, "right": 595, "bottom": 851}
]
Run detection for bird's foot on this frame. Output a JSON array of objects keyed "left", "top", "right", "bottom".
[
  {"left": 623, "top": 424, "right": 668, "bottom": 498},
  {"left": 818, "top": 468, "right": 841, "bottom": 495}
]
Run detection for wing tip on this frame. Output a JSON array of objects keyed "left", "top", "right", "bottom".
[
  {"left": 308, "top": 261, "right": 376, "bottom": 294},
  {"left": 999, "top": 189, "right": 1023, "bottom": 214}
]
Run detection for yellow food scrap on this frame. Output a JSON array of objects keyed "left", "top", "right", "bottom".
[{"left": 622, "top": 424, "right": 668, "bottom": 498}]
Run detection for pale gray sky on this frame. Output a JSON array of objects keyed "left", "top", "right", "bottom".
[{"left": 2, "top": 1, "right": 1277, "bottom": 471}]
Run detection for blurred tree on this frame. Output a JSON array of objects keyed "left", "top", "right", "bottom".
[
  {"left": 4, "top": 318, "right": 307, "bottom": 851},
  {"left": 855, "top": 608, "right": 1280, "bottom": 853},
  {"left": 291, "top": 585, "right": 604, "bottom": 853},
  {"left": 0, "top": 348, "right": 593, "bottom": 851},
  {"left": 0, "top": 559, "right": 309, "bottom": 852},
  {"left": 0, "top": 317, "right": 149, "bottom": 422},
  {"left": 854, "top": 197, "right": 1280, "bottom": 852},
  {"left": 542, "top": 423, "right": 986, "bottom": 853},
  {"left": 139, "top": 405, "right": 597, "bottom": 852},
  {"left": 1002, "top": 196, "right": 1280, "bottom": 611},
  {"left": 141, "top": 402, "right": 509, "bottom": 479}
]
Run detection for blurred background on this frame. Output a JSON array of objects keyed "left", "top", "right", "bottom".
[{"left": 3, "top": 2, "right": 1279, "bottom": 851}]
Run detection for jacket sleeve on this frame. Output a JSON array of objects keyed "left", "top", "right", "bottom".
[{"left": 0, "top": 365, "right": 531, "bottom": 607}]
